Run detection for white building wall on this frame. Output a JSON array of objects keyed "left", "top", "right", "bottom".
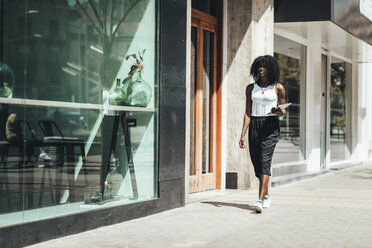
[
  {"left": 305, "top": 25, "right": 323, "bottom": 172},
  {"left": 369, "top": 63, "right": 372, "bottom": 160},
  {"left": 274, "top": 21, "right": 372, "bottom": 181},
  {"left": 354, "top": 60, "right": 372, "bottom": 162},
  {"left": 350, "top": 40, "right": 372, "bottom": 164},
  {"left": 367, "top": 62, "right": 372, "bottom": 160},
  {"left": 355, "top": 40, "right": 372, "bottom": 162}
]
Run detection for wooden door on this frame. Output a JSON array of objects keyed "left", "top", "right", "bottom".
[{"left": 189, "top": 9, "right": 218, "bottom": 193}]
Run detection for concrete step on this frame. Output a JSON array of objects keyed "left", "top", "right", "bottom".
[
  {"left": 272, "top": 162, "right": 307, "bottom": 177},
  {"left": 272, "top": 170, "right": 328, "bottom": 187}
]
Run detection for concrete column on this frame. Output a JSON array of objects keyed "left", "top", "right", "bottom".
[
  {"left": 354, "top": 62, "right": 369, "bottom": 162},
  {"left": 305, "top": 24, "right": 322, "bottom": 172},
  {"left": 352, "top": 40, "right": 372, "bottom": 162},
  {"left": 351, "top": 39, "right": 360, "bottom": 163},
  {"left": 252, "top": 0, "right": 274, "bottom": 57},
  {"left": 368, "top": 62, "right": 372, "bottom": 160},
  {"left": 223, "top": 0, "right": 273, "bottom": 189}
]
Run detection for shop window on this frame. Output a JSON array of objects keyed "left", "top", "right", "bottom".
[
  {"left": 273, "top": 35, "right": 306, "bottom": 164},
  {"left": 0, "top": 0, "right": 157, "bottom": 227},
  {"left": 330, "top": 58, "right": 351, "bottom": 162}
]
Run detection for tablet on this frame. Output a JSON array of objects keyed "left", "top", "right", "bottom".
[{"left": 267, "top": 103, "right": 292, "bottom": 116}]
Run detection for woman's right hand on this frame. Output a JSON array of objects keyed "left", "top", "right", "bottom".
[{"left": 239, "top": 137, "right": 246, "bottom": 149}]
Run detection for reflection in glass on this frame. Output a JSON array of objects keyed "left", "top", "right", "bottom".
[
  {"left": 192, "top": 0, "right": 217, "bottom": 16},
  {"left": 0, "top": 0, "right": 27, "bottom": 226},
  {"left": 330, "top": 61, "right": 349, "bottom": 162},
  {"left": 0, "top": 64, "right": 15, "bottom": 98},
  {"left": 202, "top": 30, "right": 213, "bottom": 174},
  {"left": 0, "top": 0, "right": 157, "bottom": 227},
  {"left": 273, "top": 36, "right": 305, "bottom": 164}
]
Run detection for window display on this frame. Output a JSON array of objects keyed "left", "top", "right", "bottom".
[
  {"left": 273, "top": 35, "right": 306, "bottom": 164},
  {"left": 0, "top": 0, "right": 157, "bottom": 227},
  {"left": 330, "top": 59, "right": 351, "bottom": 162}
]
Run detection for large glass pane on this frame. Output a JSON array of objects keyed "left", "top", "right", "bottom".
[
  {"left": 202, "top": 30, "right": 213, "bottom": 174},
  {"left": 0, "top": 0, "right": 27, "bottom": 225},
  {"left": 330, "top": 58, "right": 350, "bottom": 162},
  {"left": 273, "top": 35, "right": 306, "bottom": 164},
  {"left": 0, "top": 0, "right": 157, "bottom": 227}
]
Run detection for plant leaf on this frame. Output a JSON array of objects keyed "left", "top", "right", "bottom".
[{"left": 123, "top": 76, "right": 131, "bottom": 84}]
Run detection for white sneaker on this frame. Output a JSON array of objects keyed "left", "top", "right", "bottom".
[
  {"left": 39, "top": 152, "right": 52, "bottom": 161},
  {"left": 253, "top": 200, "right": 263, "bottom": 213},
  {"left": 263, "top": 195, "right": 271, "bottom": 208}
]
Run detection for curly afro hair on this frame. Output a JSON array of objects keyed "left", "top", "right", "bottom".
[{"left": 250, "top": 55, "right": 280, "bottom": 85}]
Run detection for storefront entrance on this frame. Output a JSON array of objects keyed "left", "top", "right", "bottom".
[
  {"left": 320, "top": 54, "right": 329, "bottom": 169},
  {"left": 189, "top": 9, "right": 219, "bottom": 193},
  {"left": 320, "top": 52, "right": 352, "bottom": 167}
]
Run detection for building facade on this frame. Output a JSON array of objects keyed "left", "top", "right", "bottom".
[
  {"left": 1, "top": 0, "right": 372, "bottom": 247},
  {"left": 0, "top": 0, "right": 187, "bottom": 247},
  {"left": 271, "top": 0, "right": 372, "bottom": 184}
]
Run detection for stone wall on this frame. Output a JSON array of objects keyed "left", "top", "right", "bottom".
[{"left": 223, "top": 0, "right": 274, "bottom": 189}]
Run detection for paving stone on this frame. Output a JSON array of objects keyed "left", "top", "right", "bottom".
[{"left": 26, "top": 162, "right": 372, "bottom": 248}]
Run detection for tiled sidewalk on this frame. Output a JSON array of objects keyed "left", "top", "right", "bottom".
[{"left": 27, "top": 162, "right": 372, "bottom": 248}]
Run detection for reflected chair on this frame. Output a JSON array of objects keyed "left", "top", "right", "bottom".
[
  {"left": 38, "top": 120, "right": 88, "bottom": 204},
  {"left": 0, "top": 141, "right": 11, "bottom": 211},
  {"left": 1, "top": 119, "right": 36, "bottom": 210},
  {"left": 38, "top": 155, "right": 55, "bottom": 207}
]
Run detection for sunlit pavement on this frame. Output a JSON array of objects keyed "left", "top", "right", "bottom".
[{"left": 26, "top": 162, "right": 372, "bottom": 248}]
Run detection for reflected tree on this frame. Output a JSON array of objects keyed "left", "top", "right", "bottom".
[
  {"left": 330, "top": 62, "right": 346, "bottom": 137},
  {"left": 74, "top": 0, "right": 145, "bottom": 88},
  {"left": 274, "top": 53, "right": 300, "bottom": 104},
  {"left": 274, "top": 53, "right": 301, "bottom": 137}
]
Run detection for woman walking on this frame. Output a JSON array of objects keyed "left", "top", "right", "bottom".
[{"left": 239, "top": 55, "right": 286, "bottom": 213}]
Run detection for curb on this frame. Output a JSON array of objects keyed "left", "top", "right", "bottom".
[{"left": 272, "top": 170, "right": 329, "bottom": 187}]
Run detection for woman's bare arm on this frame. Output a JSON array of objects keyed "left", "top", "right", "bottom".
[
  {"left": 239, "top": 84, "right": 253, "bottom": 149},
  {"left": 271, "top": 83, "right": 286, "bottom": 116}
]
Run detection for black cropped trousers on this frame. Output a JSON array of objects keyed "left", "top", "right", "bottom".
[{"left": 248, "top": 116, "right": 280, "bottom": 178}]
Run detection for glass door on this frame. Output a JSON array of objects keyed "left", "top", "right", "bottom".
[
  {"left": 320, "top": 54, "right": 329, "bottom": 169},
  {"left": 330, "top": 57, "right": 351, "bottom": 162},
  {"left": 189, "top": 9, "right": 218, "bottom": 193},
  {"left": 273, "top": 36, "right": 306, "bottom": 164}
]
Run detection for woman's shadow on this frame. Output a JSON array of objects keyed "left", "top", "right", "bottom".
[{"left": 201, "top": 201, "right": 258, "bottom": 214}]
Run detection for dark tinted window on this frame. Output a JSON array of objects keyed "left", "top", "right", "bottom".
[{"left": 192, "top": 0, "right": 216, "bottom": 16}]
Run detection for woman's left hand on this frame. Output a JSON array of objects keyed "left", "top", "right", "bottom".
[{"left": 271, "top": 107, "right": 284, "bottom": 116}]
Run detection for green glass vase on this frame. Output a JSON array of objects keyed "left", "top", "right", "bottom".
[
  {"left": 108, "top": 79, "right": 126, "bottom": 105},
  {"left": 104, "top": 158, "right": 123, "bottom": 200},
  {"left": 122, "top": 72, "right": 152, "bottom": 107}
]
